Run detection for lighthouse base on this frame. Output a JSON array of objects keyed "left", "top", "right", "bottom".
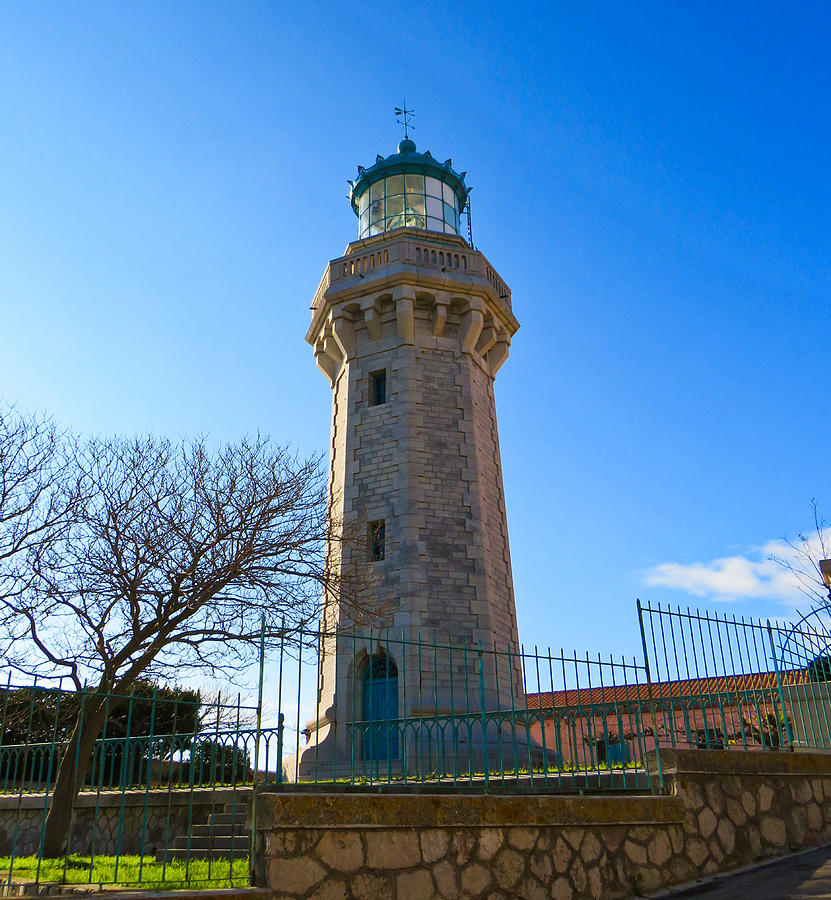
[{"left": 280, "top": 717, "right": 548, "bottom": 785}]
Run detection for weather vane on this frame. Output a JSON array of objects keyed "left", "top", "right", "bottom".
[{"left": 395, "top": 102, "right": 415, "bottom": 139}]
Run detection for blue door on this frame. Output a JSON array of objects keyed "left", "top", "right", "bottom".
[{"left": 362, "top": 655, "right": 399, "bottom": 760}]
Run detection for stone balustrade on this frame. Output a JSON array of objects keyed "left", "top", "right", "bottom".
[{"left": 309, "top": 229, "right": 513, "bottom": 321}]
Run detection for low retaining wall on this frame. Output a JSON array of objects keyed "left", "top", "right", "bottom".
[
  {"left": 253, "top": 749, "right": 831, "bottom": 899},
  {"left": 0, "top": 788, "right": 250, "bottom": 856}
]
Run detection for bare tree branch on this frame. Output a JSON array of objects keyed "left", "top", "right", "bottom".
[
  {"left": 0, "top": 422, "right": 377, "bottom": 855},
  {"left": 0, "top": 404, "right": 80, "bottom": 639},
  {"left": 768, "top": 499, "right": 831, "bottom": 607}
]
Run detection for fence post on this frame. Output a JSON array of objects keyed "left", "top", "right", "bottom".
[
  {"left": 7, "top": 676, "right": 39, "bottom": 890},
  {"left": 138, "top": 685, "right": 158, "bottom": 883},
  {"left": 0, "top": 672, "right": 10, "bottom": 749},
  {"left": 277, "top": 617, "right": 285, "bottom": 785},
  {"left": 477, "top": 642, "right": 489, "bottom": 792},
  {"left": 62, "top": 684, "right": 91, "bottom": 883},
  {"left": 294, "top": 624, "right": 304, "bottom": 783},
  {"left": 276, "top": 713, "right": 285, "bottom": 784},
  {"left": 401, "top": 629, "right": 409, "bottom": 783},
  {"left": 250, "top": 613, "right": 266, "bottom": 885},
  {"left": 767, "top": 620, "right": 794, "bottom": 750},
  {"left": 112, "top": 686, "right": 135, "bottom": 885},
  {"left": 637, "top": 599, "right": 664, "bottom": 793},
  {"left": 35, "top": 679, "right": 64, "bottom": 880},
  {"left": 184, "top": 688, "right": 201, "bottom": 881}
]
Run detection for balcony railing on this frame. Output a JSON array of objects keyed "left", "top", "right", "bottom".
[{"left": 310, "top": 231, "right": 512, "bottom": 316}]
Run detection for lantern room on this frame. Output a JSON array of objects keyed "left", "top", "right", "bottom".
[{"left": 348, "top": 137, "right": 470, "bottom": 240}]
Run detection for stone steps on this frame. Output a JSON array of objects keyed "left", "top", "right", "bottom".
[
  {"left": 154, "top": 801, "right": 250, "bottom": 862},
  {"left": 171, "top": 835, "right": 249, "bottom": 851},
  {"left": 209, "top": 811, "right": 247, "bottom": 827},
  {"left": 189, "top": 823, "right": 247, "bottom": 838}
]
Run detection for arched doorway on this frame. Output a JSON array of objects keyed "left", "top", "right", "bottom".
[{"left": 362, "top": 653, "right": 399, "bottom": 760}]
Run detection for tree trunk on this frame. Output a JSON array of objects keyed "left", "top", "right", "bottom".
[{"left": 40, "top": 699, "right": 107, "bottom": 858}]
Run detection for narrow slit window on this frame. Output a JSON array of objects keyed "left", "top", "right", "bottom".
[
  {"left": 368, "top": 520, "right": 385, "bottom": 562},
  {"left": 370, "top": 370, "right": 386, "bottom": 406}
]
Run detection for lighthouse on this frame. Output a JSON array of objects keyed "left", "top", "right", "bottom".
[{"left": 296, "top": 124, "right": 523, "bottom": 777}]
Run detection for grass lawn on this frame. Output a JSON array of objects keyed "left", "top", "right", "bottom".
[{"left": 0, "top": 854, "right": 249, "bottom": 889}]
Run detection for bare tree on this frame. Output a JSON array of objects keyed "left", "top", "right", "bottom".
[
  {"left": 768, "top": 499, "right": 831, "bottom": 606},
  {"left": 0, "top": 405, "right": 77, "bottom": 603},
  {"left": 0, "top": 431, "right": 371, "bottom": 856}
]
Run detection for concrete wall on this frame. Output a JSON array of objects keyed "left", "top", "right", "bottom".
[
  {"left": 254, "top": 749, "right": 831, "bottom": 899},
  {"left": 0, "top": 787, "right": 248, "bottom": 857}
]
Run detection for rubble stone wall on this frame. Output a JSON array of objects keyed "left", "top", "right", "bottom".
[
  {"left": 0, "top": 788, "right": 248, "bottom": 856},
  {"left": 254, "top": 750, "right": 831, "bottom": 899}
]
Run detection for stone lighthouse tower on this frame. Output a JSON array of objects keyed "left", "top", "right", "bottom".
[{"left": 297, "top": 130, "right": 522, "bottom": 777}]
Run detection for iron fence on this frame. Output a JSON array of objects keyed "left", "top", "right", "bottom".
[
  {"left": 637, "top": 599, "right": 831, "bottom": 753},
  {"left": 7, "top": 601, "right": 831, "bottom": 892},
  {"left": 0, "top": 680, "right": 282, "bottom": 891},
  {"left": 275, "top": 625, "right": 660, "bottom": 793}
]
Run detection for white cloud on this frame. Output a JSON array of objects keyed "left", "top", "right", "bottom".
[{"left": 642, "top": 528, "right": 831, "bottom": 606}]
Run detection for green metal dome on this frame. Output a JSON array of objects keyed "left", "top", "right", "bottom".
[{"left": 348, "top": 139, "right": 470, "bottom": 240}]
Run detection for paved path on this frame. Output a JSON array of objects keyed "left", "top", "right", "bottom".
[{"left": 661, "top": 845, "right": 831, "bottom": 898}]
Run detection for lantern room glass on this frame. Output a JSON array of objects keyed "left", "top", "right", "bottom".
[{"left": 357, "top": 176, "right": 461, "bottom": 239}]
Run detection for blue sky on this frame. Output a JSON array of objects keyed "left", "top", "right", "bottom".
[{"left": 1, "top": 1, "right": 829, "bottom": 664}]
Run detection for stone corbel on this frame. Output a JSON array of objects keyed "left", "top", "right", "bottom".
[
  {"left": 460, "top": 298, "right": 485, "bottom": 355},
  {"left": 314, "top": 336, "right": 339, "bottom": 385},
  {"left": 361, "top": 296, "right": 383, "bottom": 342},
  {"left": 488, "top": 328, "right": 511, "bottom": 376},
  {"left": 433, "top": 304, "right": 448, "bottom": 337},
  {"left": 432, "top": 293, "right": 450, "bottom": 337},
  {"left": 475, "top": 325, "right": 497, "bottom": 357},
  {"left": 323, "top": 332, "right": 343, "bottom": 365},
  {"left": 320, "top": 321, "right": 344, "bottom": 384},
  {"left": 330, "top": 309, "right": 356, "bottom": 360},
  {"left": 393, "top": 286, "right": 415, "bottom": 345}
]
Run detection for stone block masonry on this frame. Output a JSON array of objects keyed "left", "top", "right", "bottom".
[
  {"left": 298, "top": 225, "right": 524, "bottom": 777},
  {"left": 253, "top": 749, "right": 831, "bottom": 899}
]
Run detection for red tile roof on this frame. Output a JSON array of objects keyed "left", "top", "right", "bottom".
[{"left": 525, "top": 669, "right": 811, "bottom": 710}]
